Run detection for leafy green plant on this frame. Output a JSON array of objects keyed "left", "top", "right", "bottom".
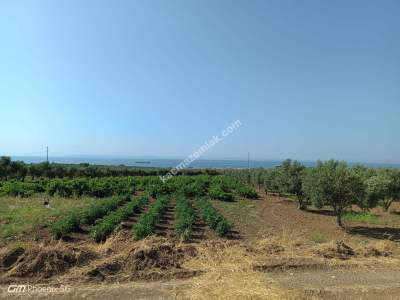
[
  {"left": 174, "top": 195, "right": 195, "bottom": 241},
  {"left": 0, "top": 181, "right": 38, "bottom": 197},
  {"left": 236, "top": 185, "right": 258, "bottom": 199},
  {"left": 49, "top": 213, "right": 80, "bottom": 239},
  {"left": 208, "top": 185, "right": 234, "bottom": 201},
  {"left": 91, "top": 196, "right": 148, "bottom": 242},
  {"left": 80, "top": 194, "right": 130, "bottom": 225},
  {"left": 196, "top": 197, "right": 231, "bottom": 236},
  {"left": 342, "top": 211, "right": 382, "bottom": 224},
  {"left": 133, "top": 196, "right": 169, "bottom": 240},
  {"left": 50, "top": 195, "right": 130, "bottom": 239}
]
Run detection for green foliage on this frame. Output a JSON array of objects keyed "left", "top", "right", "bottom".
[
  {"left": 133, "top": 196, "right": 170, "bottom": 240},
  {"left": 91, "top": 196, "right": 148, "bottom": 242},
  {"left": 0, "top": 157, "right": 217, "bottom": 180},
  {"left": 50, "top": 195, "right": 130, "bottom": 239},
  {"left": 365, "top": 170, "right": 400, "bottom": 211},
  {"left": 302, "top": 160, "right": 365, "bottom": 226},
  {"left": 80, "top": 195, "right": 130, "bottom": 225},
  {"left": 236, "top": 185, "right": 258, "bottom": 199},
  {"left": 0, "top": 180, "right": 39, "bottom": 197},
  {"left": 49, "top": 213, "right": 80, "bottom": 239},
  {"left": 208, "top": 185, "right": 234, "bottom": 201},
  {"left": 342, "top": 211, "right": 382, "bottom": 224},
  {"left": 174, "top": 195, "right": 195, "bottom": 241},
  {"left": 196, "top": 197, "right": 231, "bottom": 236},
  {"left": 45, "top": 177, "right": 135, "bottom": 198}
]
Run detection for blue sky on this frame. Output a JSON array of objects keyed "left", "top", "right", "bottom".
[{"left": 0, "top": 0, "right": 399, "bottom": 163}]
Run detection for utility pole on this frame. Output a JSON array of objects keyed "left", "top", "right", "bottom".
[
  {"left": 247, "top": 152, "right": 250, "bottom": 184},
  {"left": 46, "top": 146, "right": 49, "bottom": 163}
]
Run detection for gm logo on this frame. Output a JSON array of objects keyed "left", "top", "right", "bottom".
[{"left": 7, "top": 284, "right": 27, "bottom": 293}]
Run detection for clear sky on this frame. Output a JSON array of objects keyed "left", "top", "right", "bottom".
[{"left": 0, "top": 0, "right": 399, "bottom": 163}]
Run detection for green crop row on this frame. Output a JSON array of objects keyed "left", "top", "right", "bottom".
[
  {"left": 133, "top": 196, "right": 169, "bottom": 240},
  {"left": 196, "top": 197, "right": 232, "bottom": 236},
  {"left": 80, "top": 194, "right": 130, "bottom": 225},
  {"left": 50, "top": 195, "right": 130, "bottom": 239},
  {"left": 90, "top": 196, "right": 149, "bottom": 242},
  {"left": 174, "top": 195, "right": 195, "bottom": 241},
  {"left": 236, "top": 185, "right": 258, "bottom": 199},
  {"left": 46, "top": 177, "right": 136, "bottom": 198}
]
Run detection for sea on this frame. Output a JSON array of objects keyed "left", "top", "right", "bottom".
[{"left": 11, "top": 156, "right": 400, "bottom": 169}]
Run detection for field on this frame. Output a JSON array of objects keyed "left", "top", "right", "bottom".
[{"left": 1, "top": 161, "right": 400, "bottom": 299}]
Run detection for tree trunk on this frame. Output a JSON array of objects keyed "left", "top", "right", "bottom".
[
  {"left": 383, "top": 198, "right": 393, "bottom": 212},
  {"left": 336, "top": 210, "right": 343, "bottom": 228},
  {"left": 297, "top": 197, "right": 306, "bottom": 210}
]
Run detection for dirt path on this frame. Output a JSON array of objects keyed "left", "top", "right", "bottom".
[
  {"left": 248, "top": 191, "right": 344, "bottom": 240},
  {"left": 268, "top": 267, "right": 400, "bottom": 299},
  {"left": 154, "top": 200, "right": 176, "bottom": 238}
]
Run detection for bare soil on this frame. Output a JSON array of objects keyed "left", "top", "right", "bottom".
[{"left": 1, "top": 192, "right": 400, "bottom": 299}]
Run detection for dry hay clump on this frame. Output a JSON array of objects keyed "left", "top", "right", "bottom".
[
  {"left": 125, "top": 237, "right": 198, "bottom": 280},
  {"left": 0, "top": 244, "right": 96, "bottom": 280},
  {"left": 85, "top": 236, "right": 199, "bottom": 281},
  {"left": 357, "top": 241, "right": 394, "bottom": 258},
  {"left": 182, "top": 239, "right": 285, "bottom": 300},
  {"left": 247, "top": 229, "right": 307, "bottom": 258},
  {"left": 313, "top": 241, "right": 355, "bottom": 260},
  {"left": 314, "top": 240, "right": 395, "bottom": 260}
]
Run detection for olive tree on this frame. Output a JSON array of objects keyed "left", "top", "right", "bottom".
[
  {"left": 366, "top": 170, "right": 400, "bottom": 211},
  {"left": 276, "top": 159, "right": 307, "bottom": 209},
  {"left": 303, "top": 160, "right": 364, "bottom": 227}
]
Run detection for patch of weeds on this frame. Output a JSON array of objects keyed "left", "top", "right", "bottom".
[
  {"left": 342, "top": 211, "right": 382, "bottom": 225},
  {"left": 310, "top": 231, "right": 328, "bottom": 244}
]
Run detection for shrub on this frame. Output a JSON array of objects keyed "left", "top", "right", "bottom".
[
  {"left": 133, "top": 196, "right": 169, "bottom": 240},
  {"left": 236, "top": 185, "right": 258, "bottom": 199},
  {"left": 174, "top": 195, "right": 195, "bottom": 241},
  {"left": 50, "top": 195, "right": 130, "bottom": 239},
  {"left": 208, "top": 185, "right": 234, "bottom": 201},
  {"left": 0, "top": 180, "right": 37, "bottom": 197},
  {"left": 49, "top": 213, "right": 80, "bottom": 239},
  {"left": 91, "top": 196, "right": 148, "bottom": 242},
  {"left": 196, "top": 197, "right": 231, "bottom": 236},
  {"left": 45, "top": 177, "right": 135, "bottom": 198},
  {"left": 80, "top": 194, "right": 130, "bottom": 225}
]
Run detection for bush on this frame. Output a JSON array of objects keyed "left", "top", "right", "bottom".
[
  {"left": 0, "top": 181, "right": 37, "bottom": 197},
  {"left": 133, "top": 196, "right": 169, "bottom": 240},
  {"left": 196, "top": 197, "right": 231, "bottom": 236},
  {"left": 50, "top": 195, "right": 130, "bottom": 239},
  {"left": 236, "top": 185, "right": 258, "bottom": 199},
  {"left": 45, "top": 177, "right": 135, "bottom": 198},
  {"left": 91, "top": 196, "right": 148, "bottom": 242},
  {"left": 174, "top": 195, "right": 195, "bottom": 241},
  {"left": 49, "top": 213, "right": 80, "bottom": 239},
  {"left": 80, "top": 194, "right": 130, "bottom": 225},
  {"left": 208, "top": 185, "right": 234, "bottom": 201}
]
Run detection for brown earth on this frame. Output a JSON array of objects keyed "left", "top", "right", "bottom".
[{"left": 1, "top": 192, "right": 400, "bottom": 299}]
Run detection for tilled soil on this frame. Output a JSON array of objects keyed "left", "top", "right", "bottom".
[{"left": 2, "top": 192, "right": 400, "bottom": 299}]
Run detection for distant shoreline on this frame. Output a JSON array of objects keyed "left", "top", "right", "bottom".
[{"left": 10, "top": 156, "right": 400, "bottom": 169}]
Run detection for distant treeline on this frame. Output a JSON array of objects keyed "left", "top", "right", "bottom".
[{"left": 0, "top": 156, "right": 220, "bottom": 180}]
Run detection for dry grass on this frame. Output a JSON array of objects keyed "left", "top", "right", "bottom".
[{"left": 182, "top": 240, "right": 286, "bottom": 300}]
